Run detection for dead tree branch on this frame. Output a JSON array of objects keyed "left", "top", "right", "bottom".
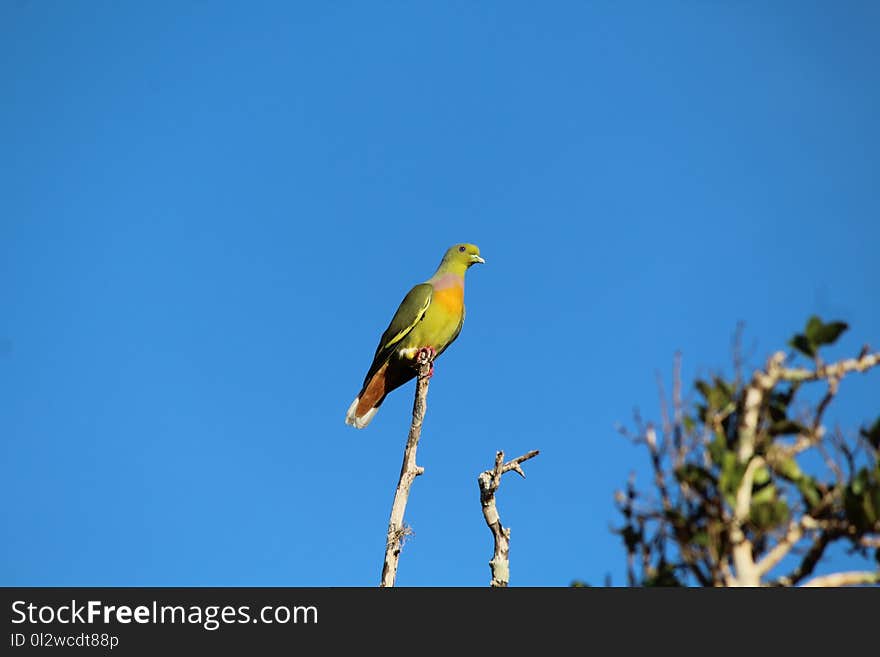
[
  {"left": 379, "top": 351, "right": 433, "bottom": 588},
  {"left": 478, "top": 449, "right": 540, "bottom": 587}
]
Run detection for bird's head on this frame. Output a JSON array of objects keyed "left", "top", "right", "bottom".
[{"left": 438, "top": 243, "right": 485, "bottom": 274}]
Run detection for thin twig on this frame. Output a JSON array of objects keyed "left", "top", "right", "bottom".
[
  {"left": 656, "top": 372, "right": 672, "bottom": 443},
  {"left": 812, "top": 378, "right": 838, "bottom": 436},
  {"left": 379, "top": 352, "right": 433, "bottom": 587},
  {"left": 672, "top": 352, "right": 685, "bottom": 469},
  {"left": 731, "top": 321, "right": 746, "bottom": 390},
  {"left": 477, "top": 449, "right": 540, "bottom": 587}
]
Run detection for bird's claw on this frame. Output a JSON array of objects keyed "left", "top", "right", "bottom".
[
  {"left": 415, "top": 346, "right": 436, "bottom": 377},
  {"left": 416, "top": 346, "right": 437, "bottom": 363}
]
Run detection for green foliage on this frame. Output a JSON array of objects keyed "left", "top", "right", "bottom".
[
  {"left": 788, "top": 315, "right": 849, "bottom": 358},
  {"left": 768, "top": 453, "right": 803, "bottom": 482},
  {"left": 795, "top": 476, "right": 823, "bottom": 511},
  {"left": 643, "top": 562, "right": 682, "bottom": 587},
  {"left": 718, "top": 451, "right": 744, "bottom": 508},
  {"left": 750, "top": 497, "right": 788, "bottom": 530},
  {"left": 769, "top": 419, "right": 807, "bottom": 436},
  {"left": 789, "top": 334, "right": 816, "bottom": 358},
  {"left": 861, "top": 417, "right": 880, "bottom": 451},
  {"left": 844, "top": 467, "right": 880, "bottom": 532},
  {"left": 675, "top": 464, "right": 716, "bottom": 495},
  {"left": 708, "top": 432, "right": 727, "bottom": 467},
  {"left": 768, "top": 385, "right": 798, "bottom": 423},
  {"left": 806, "top": 317, "right": 849, "bottom": 347},
  {"left": 695, "top": 376, "right": 736, "bottom": 423}
]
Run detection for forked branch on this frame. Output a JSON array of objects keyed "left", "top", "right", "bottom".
[{"left": 478, "top": 449, "right": 540, "bottom": 587}]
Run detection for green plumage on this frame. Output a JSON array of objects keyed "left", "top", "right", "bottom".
[
  {"left": 345, "top": 243, "right": 484, "bottom": 429},
  {"left": 362, "top": 283, "right": 433, "bottom": 386}
]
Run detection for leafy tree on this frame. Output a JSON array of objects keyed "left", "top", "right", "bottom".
[{"left": 614, "top": 317, "right": 880, "bottom": 587}]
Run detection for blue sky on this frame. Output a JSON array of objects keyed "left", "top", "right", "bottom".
[{"left": 2, "top": 1, "right": 878, "bottom": 586}]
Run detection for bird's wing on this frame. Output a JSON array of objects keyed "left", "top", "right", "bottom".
[{"left": 362, "top": 283, "right": 433, "bottom": 385}]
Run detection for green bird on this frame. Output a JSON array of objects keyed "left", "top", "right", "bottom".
[{"left": 345, "top": 243, "right": 485, "bottom": 429}]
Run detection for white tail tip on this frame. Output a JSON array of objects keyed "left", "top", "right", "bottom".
[{"left": 345, "top": 396, "right": 378, "bottom": 429}]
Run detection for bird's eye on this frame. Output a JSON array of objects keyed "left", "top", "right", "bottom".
[{"left": 458, "top": 246, "right": 466, "bottom": 252}]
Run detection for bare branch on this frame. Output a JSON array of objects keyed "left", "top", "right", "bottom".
[
  {"left": 644, "top": 420, "right": 714, "bottom": 587},
  {"left": 735, "top": 457, "right": 765, "bottom": 523},
  {"left": 478, "top": 449, "right": 540, "bottom": 587},
  {"left": 780, "top": 351, "right": 880, "bottom": 383},
  {"left": 773, "top": 532, "right": 834, "bottom": 586},
  {"left": 739, "top": 350, "right": 880, "bottom": 463},
  {"left": 499, "top": 450, "right": 540, "bottom": 478},
  {"left": 738, "top": 352, "right": 786, "bottom": 462},
  {"left": 756, "top": 515, "right": 819, "bottom": 577},
  {"left": 783, "top": 435, "right": 815, "bottom": 456},
  {"left": 380, "top": 352, "right": 432, "bottom": 587},
  {"left": 645, "top": 426, "right": 672, "bottom": 512},
  {"left": 731, "top": 321, "right": 746, "bottom": 389},
  {"left": 801, "top": 571, "right": 880, "bottom": 587},
  {"left": 639, "top": 518, "right": 650, "bottom": 580},
  {"left": 817, "top": 438, "right": 846, "bottom": 485},
  {"left": 728, "top": 456, "right": 765, "bottom": 586},
  {"left": 626, "top": 550, "right": 636, "bottom": 588},
  {"left": 656, "top": 371, "right": 672, "bottom": 441},
  {"left": 672, "top": 352, "right": 685, "bottom": 468},
  {"left": 812, "top": 378, "right": 838, "bottom": 435}
]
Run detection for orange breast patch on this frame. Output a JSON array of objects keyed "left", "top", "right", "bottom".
[{"left": 433, "top": 285, "right": 464, "bottom": 314}]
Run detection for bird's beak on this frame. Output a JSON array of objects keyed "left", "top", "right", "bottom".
[{"left": 471, "top": 254, "right": 486, "bottom": 264}]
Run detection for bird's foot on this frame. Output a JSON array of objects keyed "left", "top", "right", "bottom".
[
  {"left": 415, "top": 346, "right": 436, "bottom": 377},
  {"left": 416, "top": 346, "right": 437, "bottom": 362}
]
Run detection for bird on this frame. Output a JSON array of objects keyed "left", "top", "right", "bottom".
[{"left": 345, "top": 243, "right": 485, "bottom": 429}]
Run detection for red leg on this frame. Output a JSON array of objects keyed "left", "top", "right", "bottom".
[
  {"left": 416, "top": 346, "right": 437, "bottom": 361},
  {"left": 415, "top": 346, "right": 437, "bottom": 377}
]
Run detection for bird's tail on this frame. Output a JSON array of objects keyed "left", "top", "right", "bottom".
[
  {"left": 345, "top": 396, "right": 378, "bottom": 429},
  {"left": 344, "top": 362, "right": 389, "bottom": 429}
]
